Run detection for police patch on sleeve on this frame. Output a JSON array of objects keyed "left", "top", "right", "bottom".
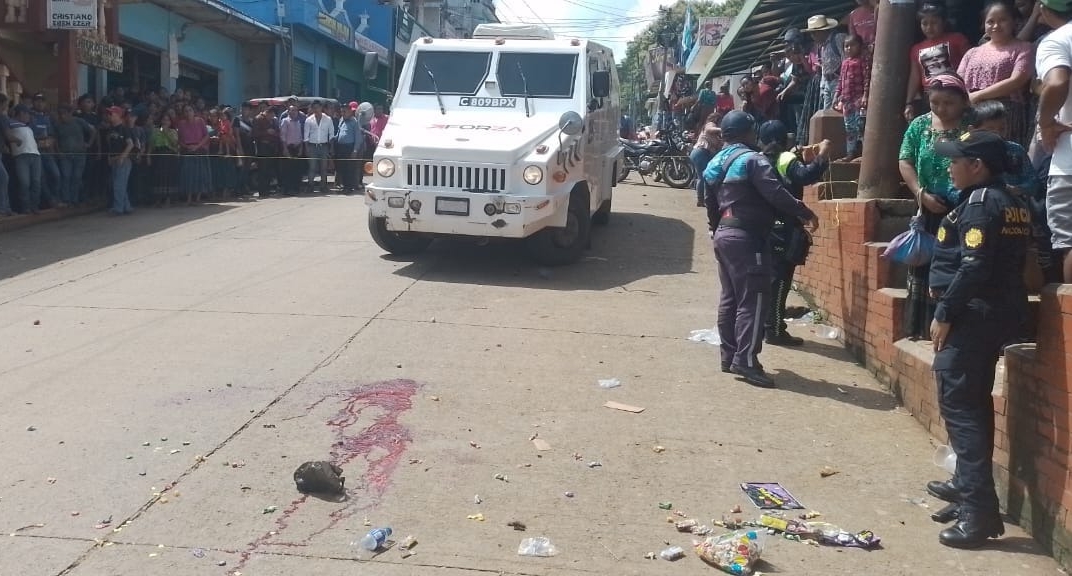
[
  {"left": 964, "top": 227, "right": 984, "bottom": 249},
  {"left": 937, "top": 226, "right": 947, "bottom": 243}
]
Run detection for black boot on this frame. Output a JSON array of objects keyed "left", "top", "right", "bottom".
[
  {"left": 931, "top": 502, "right": 960, "bottom": 523},
  {"left": 927, "top": 479, "right": 960, "bottom": 503},
  {"left": 731, "top": 365, "right": 775, "bottom": 388},
  {"left": 939, "top": 510, "right": 1004, "bottom": 549},
  {"left": 766, "top": 332, "right": 804, "bottom": 346}
]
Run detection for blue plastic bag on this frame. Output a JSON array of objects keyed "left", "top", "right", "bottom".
[{"left": 882, "top": 212, "right": 935, "bottom": 267}]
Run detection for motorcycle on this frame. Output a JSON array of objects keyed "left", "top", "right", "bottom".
[{"left": 617, "top": 128, "right": 695, "bottom": 189}]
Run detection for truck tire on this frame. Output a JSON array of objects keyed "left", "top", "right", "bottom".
[
  {"left": 368, "top": 213, "right": 432, "bottom": 255},
  {"left": 592, "top": 197, "right": 611, "bottom": 226},
  {"left": 526, "top": 188, "right": 591, "bottom": 266}
]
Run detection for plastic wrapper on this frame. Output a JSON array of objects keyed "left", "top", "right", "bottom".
[
  {"left": 694, "top": 529, "right": 764, "bottom": 575},
  {"left": 808, "top": 523, "right": 881, "bottom": 548},
  {"left": 517, "top": 537, "right": 559, "bottom": 557}
]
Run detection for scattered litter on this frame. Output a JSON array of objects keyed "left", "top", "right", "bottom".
[
  {"left": 759, "top": 515, "right": 881, "bottom": 548},
  {"left": 469, "top": 441, "right": 481, "bottom": 449},
  {"left": 693, "top": 525, "right": 713, "bottom": 536},
  {"left": 26, "top": 426, "right": 36, "bottom": 432},
  {"left": 741, "top": 482, "right": 805, "bottom": 510},
  {"left": 356, "top": 527, "right": 392, "bottom": 551},
  {"left": 148, "top": 553, "right": 158, "bottom": 558},
  {"left": 229, "top": 460, "right": 246, "bottom": 468},
  {"left": 409, "top": 459, "right": 423, "bottom": 465},
  {"left": 182, "top": 441, "right": 191, "bottom": 446},
  {"left": 400, "top": 548, "right": 415, "bottom": 559},
  {"left": 363, "top": 517, "right": 371, "bottom": 526},
  {"left": 603, "top": 401, "right": 645, "bottom": 413},
  {"left": 11, "top": 523, "right": 45, "bottom": 535},
  {"left": 695, "top": 530, "right": 764, "bottom": 574},
  {"left": 262, "top": 424, "right": 276, "bottom": 429},
  {"left": 517, "top": 537, "right": 558, "bottom": 557},
  {"left": 800, "top": 511, "right": 823, "bottom": 520},
  {"left": 815, "top": 326, "right": 841, "bottom": 339},
  {"left": 564, "top": 491, "right": 575, "bottom": 498},
  {"left": 262, "top": 506, "right": 278, "bottom": 514},
  {"left": 467, "top": 514, "right": 485, "bottom": 522},
  {"left": 529, "top": 432, "right": 539, "bottom": 440},
  {"left": 507, "top": 520, "right": 527, "bottom": 531},
  {"left": 293, "top": 461, "right": 345, "bottom": 496},
  {"left": 33, "top": 320, "right": 40, "bottom": 325},
  {"left": 430, "top": 396, "right": 440, "bottom": 402},
  {"left": 658, "top": 502, "right": 673, "bottom": 510},
  {"left": 837, "top": 387, "right": 849, "bottom": 395},
  {"left": 652, "top": 445, "right": 666, "bottom": 453},
  {"left": 675, "top": 518, "right": 698, "bottom": 532},
  {"left": 905, "top": 497, "right": 930, "bottom": 509},
  {"left": 240, "top": 486, "right": 252, "bottom": 492},
  {"left": 494, "top": 473, "right": 509, "bottom": 482},
  {"left": 644, "top": 552, "right": 657, "bottom": 560},
  {"left": 400, "top": 535, "right": 418, "bottom": 550},
  {"left": 216, "top": 560, "right": 227, "bottom": 567},
  {"left": 192, "top": 548, "right": 205, "bottom": 558},
  {"left": 598, "top": 378, "right": 622, "bottom": 389},
  {"left": 660, "top": 545, "right": 685, "bottom": 561},
  {"left": 587, "top": 461, "right": 602, "bottom": 468},
  {"left": 94, "top": 516, "right": 113, "bottom": 529},
  {"left": 141, "top": 442, "right": 151, "bottom": 447},
  {"left": 169, "top": 450, "right": 181, "bottom": 455},
  {"left": 820, "top": 466, "right": 840, "bottom": 478},
  {"left": 532, "top": 438, "right": 552, "bottom": 451},
  {"left": 125, "top": 455, "right": 134, "bottom": 460},
  {"left": 787, "top": 312, "right": 815, "bottom": 326},
  {"left": 161, "top": 437, "right": 168, "bottom": 442},
  {"left": 473, "top": 495, "right": 483, "bottom": 504},
  {"left": 687, "top": 328, "right": 721, "bottom": 345},
  {"left": 70, "top": 511, "right": 80, "bottom": 517},
  {"left": 674, "top": 510, "right": 688, "bottom": 518},
  {"left": 730, "top": 504, "right": 743, "bottom": 514},
  {"left": 46, "top": 477, "right": 57, "bottom": 484},
  {"left": 571, "top": 452, "right": 583, "bottom": 460}
]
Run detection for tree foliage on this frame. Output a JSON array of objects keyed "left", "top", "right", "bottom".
[{"left": 617, "top": 0, "right": 745, "bottom": 117}]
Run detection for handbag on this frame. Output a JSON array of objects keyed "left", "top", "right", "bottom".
[{"left": 882, "top": 210, "right": 935, "bottom": 267}]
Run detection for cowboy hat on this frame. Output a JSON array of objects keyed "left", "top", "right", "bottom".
[{"left": 802, "top": 15, "right": 838, "bottom": 32}]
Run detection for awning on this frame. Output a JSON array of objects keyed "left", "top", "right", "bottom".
[
  {"left": 697, "top": 0, "right": 856, "bottom": 79},
  {"left": 117, "top": 0, "right": 286, "bottom": 43}
]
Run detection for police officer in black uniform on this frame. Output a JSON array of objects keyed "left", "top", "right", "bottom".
[{"left": 925, "top": 130, "right": 1031, "bottom": 548}]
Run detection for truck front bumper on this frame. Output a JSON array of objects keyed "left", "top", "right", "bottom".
[{"left": 365, "top": 185, "right": 567, "bottom": 238}]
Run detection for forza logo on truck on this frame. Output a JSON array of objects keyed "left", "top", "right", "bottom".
[
  {"left": 429, "top": 124, "right": 522, "bottom": 132},
  {"left": 458, "top": 97, "right": 517, "bottom": 108}
]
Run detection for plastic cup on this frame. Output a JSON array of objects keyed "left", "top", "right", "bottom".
[{"left": 933, "top": 445, "right": 956, "bottom": 475}]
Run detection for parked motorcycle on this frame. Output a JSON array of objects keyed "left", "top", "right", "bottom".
[{"left": 617, "top": 128, "right": 695, "bottom": 189}]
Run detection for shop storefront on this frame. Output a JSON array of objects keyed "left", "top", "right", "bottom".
[{"left": 107, "top": 0, "right": 281, "bottom": 105}]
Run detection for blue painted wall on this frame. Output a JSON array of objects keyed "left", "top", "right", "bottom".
[
  {"left": 217, "top": 0, "right": 393, "bottom": 54},
  {"left": 118, "top": 2, "right": 245, "bottom": 105}
]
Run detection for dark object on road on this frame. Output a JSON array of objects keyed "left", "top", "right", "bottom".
[
  {"left": 294, "top": 461, "right": 346, "bottom": 495},
  {"left": 507, "top": 520, "right": 527, "bottom": 531}
]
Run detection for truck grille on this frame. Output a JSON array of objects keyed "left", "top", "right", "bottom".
[{"left": 405, "top": 163, "right": 508, "bottom": 192}]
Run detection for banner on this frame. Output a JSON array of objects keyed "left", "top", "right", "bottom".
[
  {"left": 48, "top": 0, "right": 98, "bottom": 30},
  {"left": 645, "top": 46, "right": 668, "bottom": 93},
  {"left": 697, "top": 16, "right": 732, "bottom": 47}
]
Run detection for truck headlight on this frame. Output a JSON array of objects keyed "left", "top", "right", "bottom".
[
  {"left": 376, "top": 159, "right": 396, "bottom": 177},
  {"left": 523, "top": 165, "right": 543, "bottom": 185}
]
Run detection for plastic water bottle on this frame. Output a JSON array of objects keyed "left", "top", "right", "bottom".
[
  {"left": 357, "top": 527, "right": 392, "bottom": 551},
  {"left": 933, "top": 445, "right": 957, "bottom": 475}
]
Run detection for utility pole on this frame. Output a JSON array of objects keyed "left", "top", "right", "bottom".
[{"left": 857, "top": 0, "right": 916, "bottom": 199}]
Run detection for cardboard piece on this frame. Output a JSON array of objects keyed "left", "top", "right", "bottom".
[
  {"left": 603, "top": 401, "right": 645, "bottom": 413},
  {"left": 532, "top": 438, "right": 552, "bottom": 451}
]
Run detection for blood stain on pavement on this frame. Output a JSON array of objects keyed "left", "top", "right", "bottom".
[{"left": 232, "top": 379, "right": 422, "bottom": 572}]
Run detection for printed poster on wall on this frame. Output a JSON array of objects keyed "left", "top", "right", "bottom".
[
  {"left": 697, "top": 16, "right": 731, "bottom": 47},
  {"left": 645, "top": 46, "right": 668, "bottom": 93},
  {"left": 48, "top": 0, "right": 98, "bottom": 30}
]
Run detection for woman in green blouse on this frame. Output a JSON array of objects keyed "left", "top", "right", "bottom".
[
  {"left": 898, "top": 73, "right": 972, "bottom": 340},
  {"left": 148, "top": 113, "right": 179, "bottom": 207}
]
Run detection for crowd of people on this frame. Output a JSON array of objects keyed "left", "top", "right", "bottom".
[{"left": 0, "top": 87, "right": 391, "bottom": 217}]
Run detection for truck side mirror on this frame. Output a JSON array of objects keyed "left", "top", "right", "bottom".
[
  {"left": 363, "top": 53, "right": 379, "bottom": 80},
  {"left": 559, "top": 111, "right": 583, "bottom": 136},
  {"left": 591, "top": 70, "right": 610, "bottom": 98}
]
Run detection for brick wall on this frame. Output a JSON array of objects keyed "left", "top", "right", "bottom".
[{"left": 795, "top": 183, "right": 1072, "bottom": 568}]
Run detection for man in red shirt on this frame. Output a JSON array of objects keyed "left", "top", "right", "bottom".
[
  {"left": 369, "top": 104, "right": 388, "bottom": 140},
  {"left": 753, "top": 64, "right": 782, "bottom": 122}
]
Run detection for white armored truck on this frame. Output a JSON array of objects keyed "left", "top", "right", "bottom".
[{"left": 364, "top": 23, "right": 622, "bottom": 265}]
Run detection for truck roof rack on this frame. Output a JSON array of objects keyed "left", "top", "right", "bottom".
[{"left": 471, "top": 23, "right": 556, "bottom": 40}]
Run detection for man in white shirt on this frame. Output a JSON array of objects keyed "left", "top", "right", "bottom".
[
  {"left": 1036, "top": 0, "right": 1072, "bottom": 282},
  {"left": 304, "top": 101, "right": 335, "bottom": 194},
  {"left": 9, "top": 105, "right": 42, "bottom": 214}
]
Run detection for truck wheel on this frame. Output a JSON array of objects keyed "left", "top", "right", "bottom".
[
  {"left": 526, "top": 188, "right": 591, "bottom": 266},
  {"left": 592, "top": 197, "right": 611, "bottom": 226},
  {"left": 368, "top": 213, "right": 432, "bottom": 255}
]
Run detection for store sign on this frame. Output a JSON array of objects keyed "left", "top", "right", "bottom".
[
  {"left": 75, "top": 34, "right": 123, "bottom": 73},
  {"left": 47, "top": 0, "right": 98, "bottom": 30},
  {"left": 317, "top": 11, "right": 352, "bottom": 45},
  {"left": 355, "top": 33, "right": 389, "bottom": 65}
]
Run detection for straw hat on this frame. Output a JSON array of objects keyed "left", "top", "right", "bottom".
[{"left": 802, "top": 15, "right": 838, "bottom": 32}]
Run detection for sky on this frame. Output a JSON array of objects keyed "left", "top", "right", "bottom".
[{"left": 493, "top": 0, "right": 670, "bottom": 63}]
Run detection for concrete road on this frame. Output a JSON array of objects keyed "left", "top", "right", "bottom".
[{"left": 0, "top": 182, "right": 1061, "bottom": 576}]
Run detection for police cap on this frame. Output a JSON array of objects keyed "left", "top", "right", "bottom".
[
  {"left": 933, "top": 129, "right": 1007, "bottom": 175},
  {"left": 720, "top": 110, "right": 756, "bottom": 139}
]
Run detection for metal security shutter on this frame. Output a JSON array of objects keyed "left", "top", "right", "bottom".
[{"left": 291, "top": 59, "right": 311, "bottom": 95}]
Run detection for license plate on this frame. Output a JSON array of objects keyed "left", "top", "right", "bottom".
[{"left": 436, "top": 197, "right": 469, "bottom": 216}]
